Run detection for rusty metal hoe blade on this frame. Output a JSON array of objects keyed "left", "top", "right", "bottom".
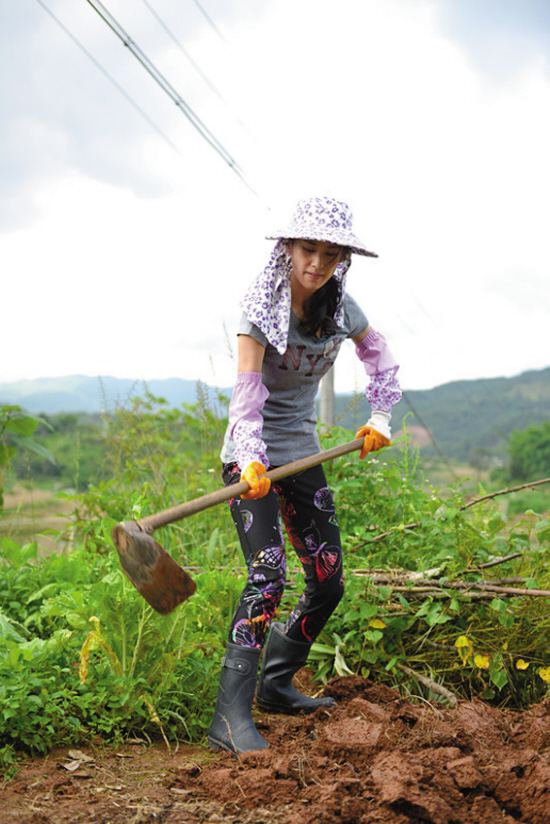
[{"left": 112, "top": 521, "right": 196, "bottom": 614}]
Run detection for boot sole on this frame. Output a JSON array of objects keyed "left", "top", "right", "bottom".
[
  {"left": 207, "top": 735, "right": 234, "bottom": 753},
  {"left": 207, "top": 735, "right": 270, "bottom": 754},
  {"left": 256, "top": 698, "right": 334, "bottom": 715}
]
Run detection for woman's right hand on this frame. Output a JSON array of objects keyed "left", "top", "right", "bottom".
[
  {"left": 240, "top": 461, "right": 271, "bottom": 499},
  {"left": 355, "top": 424, "right": 391, "bottom": 459}
]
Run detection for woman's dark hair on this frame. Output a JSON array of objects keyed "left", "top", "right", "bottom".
[{"left": 299, "top": 277, "right": 342, "bottom": 339}]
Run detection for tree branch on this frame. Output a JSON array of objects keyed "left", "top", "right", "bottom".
[
  {"left": 350, "top": 476, "right": 550, "bottom": 549},
  {"left": 396, "top": 662, "right": 458, "bottom": 707},
  {"left": 461, "top": 477, "right": 550, "bottom": 509},
  {"left": 473, "top": 552, "right": 522, "bottom": 569}
]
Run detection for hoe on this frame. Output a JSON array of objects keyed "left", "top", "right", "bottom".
[{"left": 112, "top": 438, "right": 364, "bottom": 614}]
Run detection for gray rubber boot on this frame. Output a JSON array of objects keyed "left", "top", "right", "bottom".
[
  {"left": 207, "top": 643, "right": 269, "bottom": 753},
  {"left": 257, "top": 622, "right": 336, "bottom": 714}
]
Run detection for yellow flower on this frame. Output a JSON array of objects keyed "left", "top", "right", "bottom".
[
  {"left": 455, "top": 635, "right": 473, "bottom": 665},
  {"left": 78, "top": 616, "right": 102, "bottom": 684},
  {"left": 515, "top": 659, "right": 530, "bottom": 671},
  {"left": 368, "top": 618, "right": 387, "bottom": 629},
  {"left": 474, "top": 654, "right": 490, "bottom": 669},
  {"left": 538, "top": 667, "right": 550, "bottom": 684}
]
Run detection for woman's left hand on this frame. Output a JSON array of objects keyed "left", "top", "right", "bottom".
[
  {"left": 355, "top": 424, "right": 391, "bottom": 459},
  {"left": 240, "top": 461, "right": 271, "bottom": 499}
]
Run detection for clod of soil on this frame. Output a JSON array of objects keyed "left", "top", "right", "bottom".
[{"left": 2, "top": 676, "right": 549, "bottom": 823}]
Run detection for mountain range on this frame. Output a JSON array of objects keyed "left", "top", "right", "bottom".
[
  {"left": 0, "top": 375, "right": 208, "bottom": 414},
  {"left": 1, "top": 368, "right": 549, "bottom": 464}
]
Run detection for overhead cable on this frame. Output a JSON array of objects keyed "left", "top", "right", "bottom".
[
  {"left": 140, "top": 0, "right": 250, "bottom": 135},
  {"left": 141, "top": 0, "right": 226, "bottom": 105},
  {"left": 191, "top": 0, "right": 226, "bottom": 42},
  {"left": 84, "top": 0, "right": 258, "bottom": 197},
  {"left": 34, "top": 0, "right": 185, "bottom": 159},
  {"left": 401, "top": 391, "right": 459, "bottom": 480}
]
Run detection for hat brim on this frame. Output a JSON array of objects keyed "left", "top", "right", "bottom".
[{"left": 266, "top": 231, "right": 377, "bottom": 257}]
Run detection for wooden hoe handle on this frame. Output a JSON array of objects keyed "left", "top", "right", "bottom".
[{"left": 138, "top": 438, "right": 364, "bottom": 533}]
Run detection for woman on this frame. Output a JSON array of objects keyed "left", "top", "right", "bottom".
[{"left": 208, "top": 197, "right": 402, "bottom": 753}]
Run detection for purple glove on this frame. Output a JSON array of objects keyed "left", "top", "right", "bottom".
[{"left": 228, "top": 371, "right": 269, "bottom": 470}]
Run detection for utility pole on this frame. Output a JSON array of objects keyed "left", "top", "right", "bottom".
[{"left": 319, "top": 367, "right": 335, "bottom": 428}]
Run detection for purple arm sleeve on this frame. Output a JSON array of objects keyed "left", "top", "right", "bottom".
[
  {"left": 228, "top": 371, "right": 269, "bottom": 470},
  {"left": 355, "top": 328, "right": 402, "bottom": 413}
]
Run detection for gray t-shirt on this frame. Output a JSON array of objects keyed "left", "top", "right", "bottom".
[{"left": 221, "top": 293, "right": 368, "bottom": 467}]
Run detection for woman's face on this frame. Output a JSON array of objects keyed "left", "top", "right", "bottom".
[{"left": 288, "top": 239, "right": 345, "bottom": 296}]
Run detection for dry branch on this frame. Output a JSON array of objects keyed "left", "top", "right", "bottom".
[
  {"left": 351, "top": 567, "right": 443, "bottom": 582},
  {"left": 459, "top": 582, "right": 550, "bottom": 598},
  {"left": 351, "top": 476, "right": 550, "bottom": 549},
  {"left": 461, "top": 477, "right": 550, "bottom": 509},
  {"left": 351, "top": 570, "right": 525, "bottom": 586},
  {"left": 350, "top": 569, "right": 549, "bottom": 598},
  {"left": 396, "top": 662, "right": 458, "bottom": 707},
  {"left": 473, "top": 552, "right": 523, "bottom": 570},
  {"left": 384, "top": 586, "right": 502, "bottom": 600}
]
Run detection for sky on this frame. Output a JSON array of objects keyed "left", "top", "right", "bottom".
[{"left": 1, "top": 0, "right": 549, "bottom": 393}]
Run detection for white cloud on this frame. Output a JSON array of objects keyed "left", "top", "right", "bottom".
[{"left": 1, "top": 0, "right": 548, "bottom": 391}]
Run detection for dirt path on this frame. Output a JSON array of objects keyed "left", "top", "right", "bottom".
[{"left": 2, "top": 677, "right": 548, "bottom": 823}]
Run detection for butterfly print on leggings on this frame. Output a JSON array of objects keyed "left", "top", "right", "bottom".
[{"left": 303, "top": 523, "right": 341, "bottom": 583}]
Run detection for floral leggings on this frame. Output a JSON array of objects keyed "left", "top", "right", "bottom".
[{"left": 222, "top": 462, "right": 344, "bottom": 648}]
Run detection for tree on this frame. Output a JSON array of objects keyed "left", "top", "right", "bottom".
[
  {"left": 0, "top": 405, "right": 53, "bottom": 508},
  {"left": 508, "top": 421, "right": 550, "bottom": 482}
]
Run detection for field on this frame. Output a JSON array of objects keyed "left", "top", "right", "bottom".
[
  {"left": 0, "top": 400, "right": 548, "bottom": 822},
  {"left": 1, "top": 486, "right": 74, "bottom": 555},
  {"left": 2, "top": 678, "right": 549, "bottom": 823}
]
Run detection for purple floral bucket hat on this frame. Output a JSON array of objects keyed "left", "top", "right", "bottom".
[
  {"left": 241, "top": 196, "right": 377, "bottom": 354},
  {"left": 266, "top": 196, "right": 377, "bottom": 258}
]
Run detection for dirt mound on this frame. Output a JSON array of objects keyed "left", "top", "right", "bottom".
[{"left": 2, "top": 676, "right": 549, "bottom": 823}]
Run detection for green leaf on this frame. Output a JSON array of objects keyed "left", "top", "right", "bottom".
[
  {"left": 310, "top": 642, "right": 336, "bottom": 656},
  {"left": 490, "top": 668, "right": 509, "bottom": 690},
  {"left": 498, "top": 611, "right": 514, "bottom": 629},
  {"left": 481, "top": 687, "right": 496, "bottom": 700},
  {"left": 364, "top": 630, "right": 383, "bottom": 644},
  {"left": 4, "top": 416, "right": 39, "bottom": 437},
  {"left": 534, "top": 520, "right": 550, "bottom": 541},
  {"left": 11, "top": 437, "right": 55, "bottom": 463},
  {"left": 0, "top": 611, "right": 25, "bottom": 642},
  {"left": 414, "top": 599, "right": 433, "bottom": 618},
  {"left": 26, "top": 583, "right": 60, "bottom": 604},
  {"left": 206, "top": 528, "right": 220, "bottom": 563},
  {"left": 65, "top": 612, "right": 87, "bottom": 629},
  {"left": 359, "top": 602, "right": 378, "bottom": 619}
]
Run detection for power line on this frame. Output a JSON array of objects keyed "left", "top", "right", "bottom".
[
  {"left": 401, "top": 391, "right": 460, "bottom": 480},
  {"left": 34, "top": 0, "right": 185, "bottom": 159},
  {"left": 191, "top": 0, "right": 226, "bottom": 42},
  {"left": 141, "top": 0, "right": 225, "bottom": 105},
  {"left": 140, "top": 0, "right": 250, "bottom": 135},
  {"left": 84, "top": 0, "right": 258, "bottom": 197}
]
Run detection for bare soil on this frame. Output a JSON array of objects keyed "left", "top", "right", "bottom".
[{"left": 2, "top": 677, "right": 549, "bottom": 823}]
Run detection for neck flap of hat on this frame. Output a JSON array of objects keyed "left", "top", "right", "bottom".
[{"left": 240, "top": 239, "right": 351, "bottom": 355}]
